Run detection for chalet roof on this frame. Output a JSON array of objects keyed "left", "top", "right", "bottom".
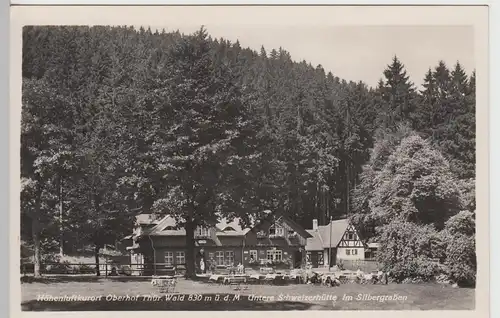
[
  {"left": 136, "top": 213, "right": 160, "bottom": 225},
  {"left": 215, "top": 217, "right": 251, "bottom": 235},
  {"left": 146, "top": 215, "right": 184, "bottom": 236},
  {"left": 305, "top": 218, "right": 350, "bottom": 251},
  {"left": 305, "top": 230, "right": 323, "bottom": 251},
  {"left": 140, "top": 215, "right": 250, "bottom": 237},
  {"left": 134, "top": 211, "right": 310, "bottom": 239}
]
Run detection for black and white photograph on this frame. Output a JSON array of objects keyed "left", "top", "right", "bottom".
[{"left": 12, "top": 5, "right": 489, "bottom": 314}]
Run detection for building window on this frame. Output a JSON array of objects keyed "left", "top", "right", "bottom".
[
  {"left": 352, "top": 249, "right": 358, "bottom": 255},
  {"left": 288, "top": 230, "right": 296, "bottom": 237},
  {"left": 225, "top": 251, "right": 234, "bottom": 266},
  {"left": 266, "top": 249, "right": 283, "bottom": 261},
  {"left": 347, "top": 233, "right": 354, "bottom": 240},
  {"left": 216, "top": 251, "right": 224, "bottom": 265},
  {"left": 346, "top": 249, "right": 351, "bottom": 256},
  {"left": 176, "top": 251, "right": 185, "bottom": 265},
  {"left": 269, "top": 224, "right": 284, "bottom": 237},
  {"left": 195, "top": 227, "right": 210, "bottom": 237},
  {"left": 165, "top": 251, "right": 174, "bottom": 266},
  {"left": 249, "top": 250, "right": 258, "bottom": 261}
]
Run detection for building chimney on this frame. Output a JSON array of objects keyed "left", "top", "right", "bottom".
[{"left": 312, "top": 219, "right": 318, "bottom": 230}]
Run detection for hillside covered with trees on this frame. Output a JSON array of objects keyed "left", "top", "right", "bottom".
[{"left": 21, "top": 25, "right": 476, "bottom": 284}]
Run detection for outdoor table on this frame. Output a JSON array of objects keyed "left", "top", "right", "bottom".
[
  {"left": 263, "top": 273, "right": 277, "bottom": 285},
  {"left": 223, "top": 275, "right": 248, "bottom": 290},
  {"left": 151, "top": 275, "right": 177, "bottom": 293},
  {"left": 209, "top": 275, "right": 224, "bottom": 285}
]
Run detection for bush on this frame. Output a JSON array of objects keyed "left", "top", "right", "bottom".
[
  {"left": 272, "top": 259, "right": 291, "bottom": 269},
  {"left": 119, "top": 265, "right": 132, "bottom": 276},
  {"left": 377, "top": 220, "right": 441, "bottom": 282},
  {"left": 444, "top": 211, "right": 475, "bottom": 236},
  {"left": 45, "top": 261, "right": 71, "bottom": 274},
  {"left": 444, "top": 233, "right": 476, "bottom": 287},
  {"left": 78, "top": 263, "right": 96, "bottom": 274}
]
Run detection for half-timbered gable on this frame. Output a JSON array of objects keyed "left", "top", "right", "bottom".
[
  {"left": 336, "top": 222, "right": 366, "bottom": 260},
  {"left": 305, "top": 218, "right": 367, "bottom": 267},
  {"left": 338, "top": 223, "right": 364, "bottom": 247}
]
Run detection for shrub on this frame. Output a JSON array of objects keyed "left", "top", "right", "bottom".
[
  {"left": 45, "top": 261, "right": 71, "bottom": 274},
  {"left": 377, "top": 220, "right": 441, "bottom": 282},
  {"left": 444, "top": 210, "right": 475, "bottom": 237},
  {"left": 119, "top": 265, "right": 132, "bottom": 276},
  {"left": 78, "top": 263, "right": 95, "bottom": 274},
  {"left": 444, "top": 233, "right": 476, "bottom": 287}
]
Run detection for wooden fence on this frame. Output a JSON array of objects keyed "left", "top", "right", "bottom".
[{"left": 20, "top": 262, "right": 184, "bottom": 276}]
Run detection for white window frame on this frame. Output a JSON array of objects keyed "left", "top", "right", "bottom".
[
  {"left": 196, "top": 227, "right": 210, "bottom": 237},
  {"left": 266, "top": 249, "right": 283, "bottom": 261},
  {"left": 346, "top": 249, "right": 351, "bottom": 256},
  {"left": 216, "top": 251, "right": 224, "bottom": 265},
  {"left": 176, "top": 251, "right": 185, "bottom": 264},
  {"left": 269, "top": 224, "right": 284, "bottom": 237},
  {"left": 249, "top": 250, "right": 258, "bottom": 260},
  {"left": 165, "top": 251, "right": 174, "bottom": 266},
  {"left": 352, "top": 249, "right": 358, "bottom": 255},
  {"left": 225, "top": 251, "right": 234, "bottom": 266}
]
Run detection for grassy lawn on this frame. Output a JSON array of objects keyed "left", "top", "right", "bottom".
[{"left": 21, "top": 277, "right": 475, "bottom": 311}]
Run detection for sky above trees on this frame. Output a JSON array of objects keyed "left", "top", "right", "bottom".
[{"left": 141, "top": 25, "right": 474, "bottom": 88}]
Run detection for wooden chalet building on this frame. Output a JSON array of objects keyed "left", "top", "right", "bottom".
[
  {"left": 305, "top": 218, "right": 372, "bottom": 268},
  {"left": 123, "top": 212, "right": 312, "bottom": 275}
]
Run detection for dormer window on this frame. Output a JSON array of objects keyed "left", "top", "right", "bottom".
[
  {"left": 195, "top": 227, "right": 210, "bottom": 237},
  {"left": 269, "top": 224, "right": 284, "bottom": 237},
  {"left": 223, "top": 226, "right": 235, "bottom": 231}
]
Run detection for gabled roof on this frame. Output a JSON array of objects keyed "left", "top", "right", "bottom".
[
  {"left": 136, "top": 213, "right": 161, "bottom": 225},
  {"left": 305, "top": 218, "right": 350, "bottom": 251},
  {"left": 133, "top": 211, "right": 310, "bottom": 239},
  {"left": 281, "top": 216, "right": 313, "bottom": 239},
  {"left": 144, "top": 215, "right": 185, "bottom": 236},
  {"left": 139, "top": 215, "right": 250, "bottom": 237},
  {"left": 305, "top": 230, "right": 323, "bottom": 251},
  {"left": 215, "top": 217, "right": 251, "bottom": 236}
]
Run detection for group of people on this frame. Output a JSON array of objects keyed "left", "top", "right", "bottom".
[{"left": 304, "top": 268, "right": 388, "bottom": 286}]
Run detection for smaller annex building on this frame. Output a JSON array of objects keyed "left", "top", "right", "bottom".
[{"left": 305, "top": 218, "right": 378, "bottom": 268}]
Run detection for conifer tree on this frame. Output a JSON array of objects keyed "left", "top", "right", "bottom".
[{"left": 381, "top": 56, "right": 417, "bottom": 129}]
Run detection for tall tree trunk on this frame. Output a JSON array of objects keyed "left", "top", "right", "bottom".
[
  {"left": 32, "top": 191, "right": 42, "bottom": 277},
  {"left": 59, "top": 176, "right": 64, "bottom": 257},
  {"left": 94, "top": 244, "right": 101, "bottom": 276},
  {"left": 185, "top": 221, "right": 196, "bottom": 279}
]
